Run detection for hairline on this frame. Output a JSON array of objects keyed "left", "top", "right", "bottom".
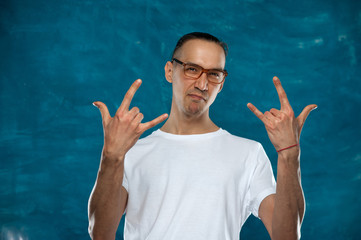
[
  {"left": 171, "top": 32, "right": 228, "bottom": 60},
  {"left": 172, "top": 39, "right": 227, "bottom": 62}
]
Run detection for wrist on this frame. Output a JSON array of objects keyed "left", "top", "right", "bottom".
[
  {"left": 100, "top": 150, "right": 125, "bottom": 170},
  {"left": 277, "top": 143, "right": 299, "bottom": 153},
  {"left": 98, "top": 153, "right": 125, "bottom": 181},
  {"left": 102, "top": 147, "right": 126, "bottom": 163},
  {"left": 277, "top": 147, "right": 300, "bottom": 169},
  {"left": 278, "top": 144, "right": 300, "bottom": 156}
]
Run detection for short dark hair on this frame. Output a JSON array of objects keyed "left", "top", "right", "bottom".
[{"left": 171, "top": 32, "right": 228, "bottom": 59}]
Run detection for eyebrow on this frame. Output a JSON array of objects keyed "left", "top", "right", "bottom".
[{"left": 186, "top": 61, "right": 225, "bottom": 71}]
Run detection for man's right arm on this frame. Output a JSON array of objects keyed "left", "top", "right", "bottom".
[
  {"left": 88, "top": 154, "right": 128, "bottom": 239},
  {"left": 87, "top": 79, "right": 168, "bottom": 240}
]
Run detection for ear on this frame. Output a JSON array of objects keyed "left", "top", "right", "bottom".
[{"left": 164, "top": 61, "right": 173, "bottom": 83}]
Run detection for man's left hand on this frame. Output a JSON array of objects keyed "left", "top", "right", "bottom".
[{"left": 247, "top": 76, "right": 317, "bottom": 154}]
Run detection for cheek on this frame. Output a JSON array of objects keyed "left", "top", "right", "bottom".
[
  {"left": 205, "top": 86, "right": 221, "bottom": 105},
  {"left": 209, "top": 86, "right": 221, "bottom": 98},
  {"left": 173, "top": 78, "right": 191, "bottom": 95},
  {"left": 172, "top": 78, "right": 186, "bottom": 100}
]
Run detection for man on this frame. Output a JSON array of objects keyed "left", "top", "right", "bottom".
[{"left": 88, "top": 32, "right": 317, "bottom": 240}]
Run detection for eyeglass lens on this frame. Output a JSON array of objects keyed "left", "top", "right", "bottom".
[{"left": 183, "top": 64, "right": 224, "bottom": 83}]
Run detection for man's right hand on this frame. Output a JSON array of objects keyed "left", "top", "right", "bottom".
[{"left": 93, "top": 79, "right": 168, "bottom": 161}]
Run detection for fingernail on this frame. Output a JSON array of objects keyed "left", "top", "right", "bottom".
[
  {"left": 312, "top": 105, "right": 318, "bottom": 111},
  {"left": 92, "top": 102, "right": 98, "bottom": 108}
]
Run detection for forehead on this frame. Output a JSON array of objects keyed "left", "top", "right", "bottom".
[{"left": 176, "top": 39, "right": 226, "bottom": 69}]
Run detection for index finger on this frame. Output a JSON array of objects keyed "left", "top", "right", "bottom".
[
  {"left": 273, "top": 76, "right": 291, "bottom": 110},
  {"left": 117, "top": 79, "right": 142, "bottom": 114},
  {"left": 247, "top": 103, "right": 268, "bottom": 124}
]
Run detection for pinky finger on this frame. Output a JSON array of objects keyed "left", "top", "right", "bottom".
[{"left": 140, "top": 113, "right": 169, "bottom": 132}]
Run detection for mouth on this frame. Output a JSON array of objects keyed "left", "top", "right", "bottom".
[{"left": 188, "top": 94, "right": 206, "bottom": 101}]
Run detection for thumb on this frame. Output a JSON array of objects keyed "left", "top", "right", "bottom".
[
  {"left": 93, "top": 101, "right": 111, "bottom": 126},
  {"left": 297, "top": 104, "right": 317, "bottom": 132}
]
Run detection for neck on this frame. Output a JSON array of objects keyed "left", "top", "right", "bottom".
[{"left": 160, "top": 103, "right": 219, "bottom": 135}]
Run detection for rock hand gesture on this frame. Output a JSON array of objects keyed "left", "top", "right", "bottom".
[
  {"left": 93, "top": 79, "right": 168, "bottom": 161},
  {"left": 247, "top": 76, "right": 317, "bottom": 155}
]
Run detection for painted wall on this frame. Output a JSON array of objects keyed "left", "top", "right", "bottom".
[{"left": 1, "top": 0, "right": 360, "bottom": 239}]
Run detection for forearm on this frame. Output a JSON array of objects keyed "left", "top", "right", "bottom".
[
  {"left": 88, "top": 154, "right": 125, "bottom": 240},
  {"left": 272, "top": 149, "right": 305, "bottom": 240}
]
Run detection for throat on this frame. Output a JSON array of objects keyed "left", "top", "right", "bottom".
[{"left": 160, "top": 109, "right": 219, "bottom": 135}]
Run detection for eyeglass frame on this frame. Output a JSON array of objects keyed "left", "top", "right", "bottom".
[{"left": 171, "top": 58, "right": 228, "bottom": 84}]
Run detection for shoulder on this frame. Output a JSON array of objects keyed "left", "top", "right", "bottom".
[
  {"left": 134, "top": 130, "right": 160, "bottom": 145},
  {"left": 126, "top": 129, "right": 163, "bottom": 154},
  {"left": 219, "top": 129, "right": 262, "bottom": 152}
]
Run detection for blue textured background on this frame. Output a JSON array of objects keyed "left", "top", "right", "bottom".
[{"left": 1, "top": 0, "right": 360, "bottom": 239}]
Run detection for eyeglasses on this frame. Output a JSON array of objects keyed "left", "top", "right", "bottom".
[{"left": 172, "top": 58, "right": 228, "bottom": 84}]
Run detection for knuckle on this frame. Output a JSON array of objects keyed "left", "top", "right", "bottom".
[
  {"left": 125, "top": 115, "right": 133, "bottom": 123},
  {"left": 131, "top": 107, "right": 140, "bottom": 114},
  {"left": 267, "top": 123, "right": 275, "bottom": 130},
  {"left": 135, "top": 126, "right": 143, "bottom": 134},
  {"left": 124, "top": 92, "right": 130, "bottom": 100},
  {"left": 115, "top": 114, "right": 121, "bottom": 120},
  {"left": 148, "top": 122, "right": 155, "bottom": 129},
  {"left": 280, "top": 112, "right": 287, "bottom": 120},
  {"left": 115, "top": 112, "right": 124, "bottom": 120},
  {"left": 130, "top": 120, "right": 139, "bottom": 129},
  {"left": 124, "top": 92, "right": 132, "bottom": 101},
  {"left": 118, "top": 113, "right": 131, "bottom": 123},
  {"left": 131, "top": 113, "right": 144, "bottom": 127},
  {"left": 286, "top": 111, "right": 294, "bottom": 118}
]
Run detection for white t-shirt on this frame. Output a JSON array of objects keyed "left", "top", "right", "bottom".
[{"left": 122, "top": 128, "right": 276, "bottom": 240}]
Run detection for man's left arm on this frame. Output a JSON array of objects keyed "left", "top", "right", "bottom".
[{"left": 247, "top": 76, "right": 317, "bottom": 240}]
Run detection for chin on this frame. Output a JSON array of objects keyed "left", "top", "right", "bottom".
[{"left": 185, "top": 105, "right": 205, "bottom": 117}]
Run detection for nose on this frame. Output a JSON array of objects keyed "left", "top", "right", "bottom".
[{"left": 194, "top": 72, "right": 208, "bottom": 91}]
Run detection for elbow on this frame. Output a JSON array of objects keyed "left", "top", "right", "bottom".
[
  {"left": 88, "top": 216, "right": 114, "bottom": 240},
  {"left": 88, "top": 204, "right": 108, "bottom": 240},
  {"left": 272, "top": 233, "right": 300, "bottom": 240},
  {"left": 88, "top": 214, "right": 102, "bottom": 240},
  {"left": 88, "top": 226, "right": 107, "bottom": 240},
  {"left": 88, "top": 215, "right": 96, "bottom": 239},
  {"left": 271, "top": 226, "right": 301, "bottom": 240}
]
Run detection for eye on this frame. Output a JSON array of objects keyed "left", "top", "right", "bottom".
[
  {"left": 209, "top": 71, "right": 221, "bottom": 78},
  {"left": 185, "top": 66, "right": 198, "bottom": 72}
]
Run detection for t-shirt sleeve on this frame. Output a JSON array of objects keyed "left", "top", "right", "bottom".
[
  {"left": 247, "top": 143, "right": 276, "bottom": 218},
  {"left": 121, "top": 170, "right": 128, "bottom": 215},
  {"left": 122, "top": 170, "right": 128, "bottom": 192}
]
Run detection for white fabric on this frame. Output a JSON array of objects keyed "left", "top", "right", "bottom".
[{"left": 122, "top": 128, "right": 276, "bottom": 240}]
